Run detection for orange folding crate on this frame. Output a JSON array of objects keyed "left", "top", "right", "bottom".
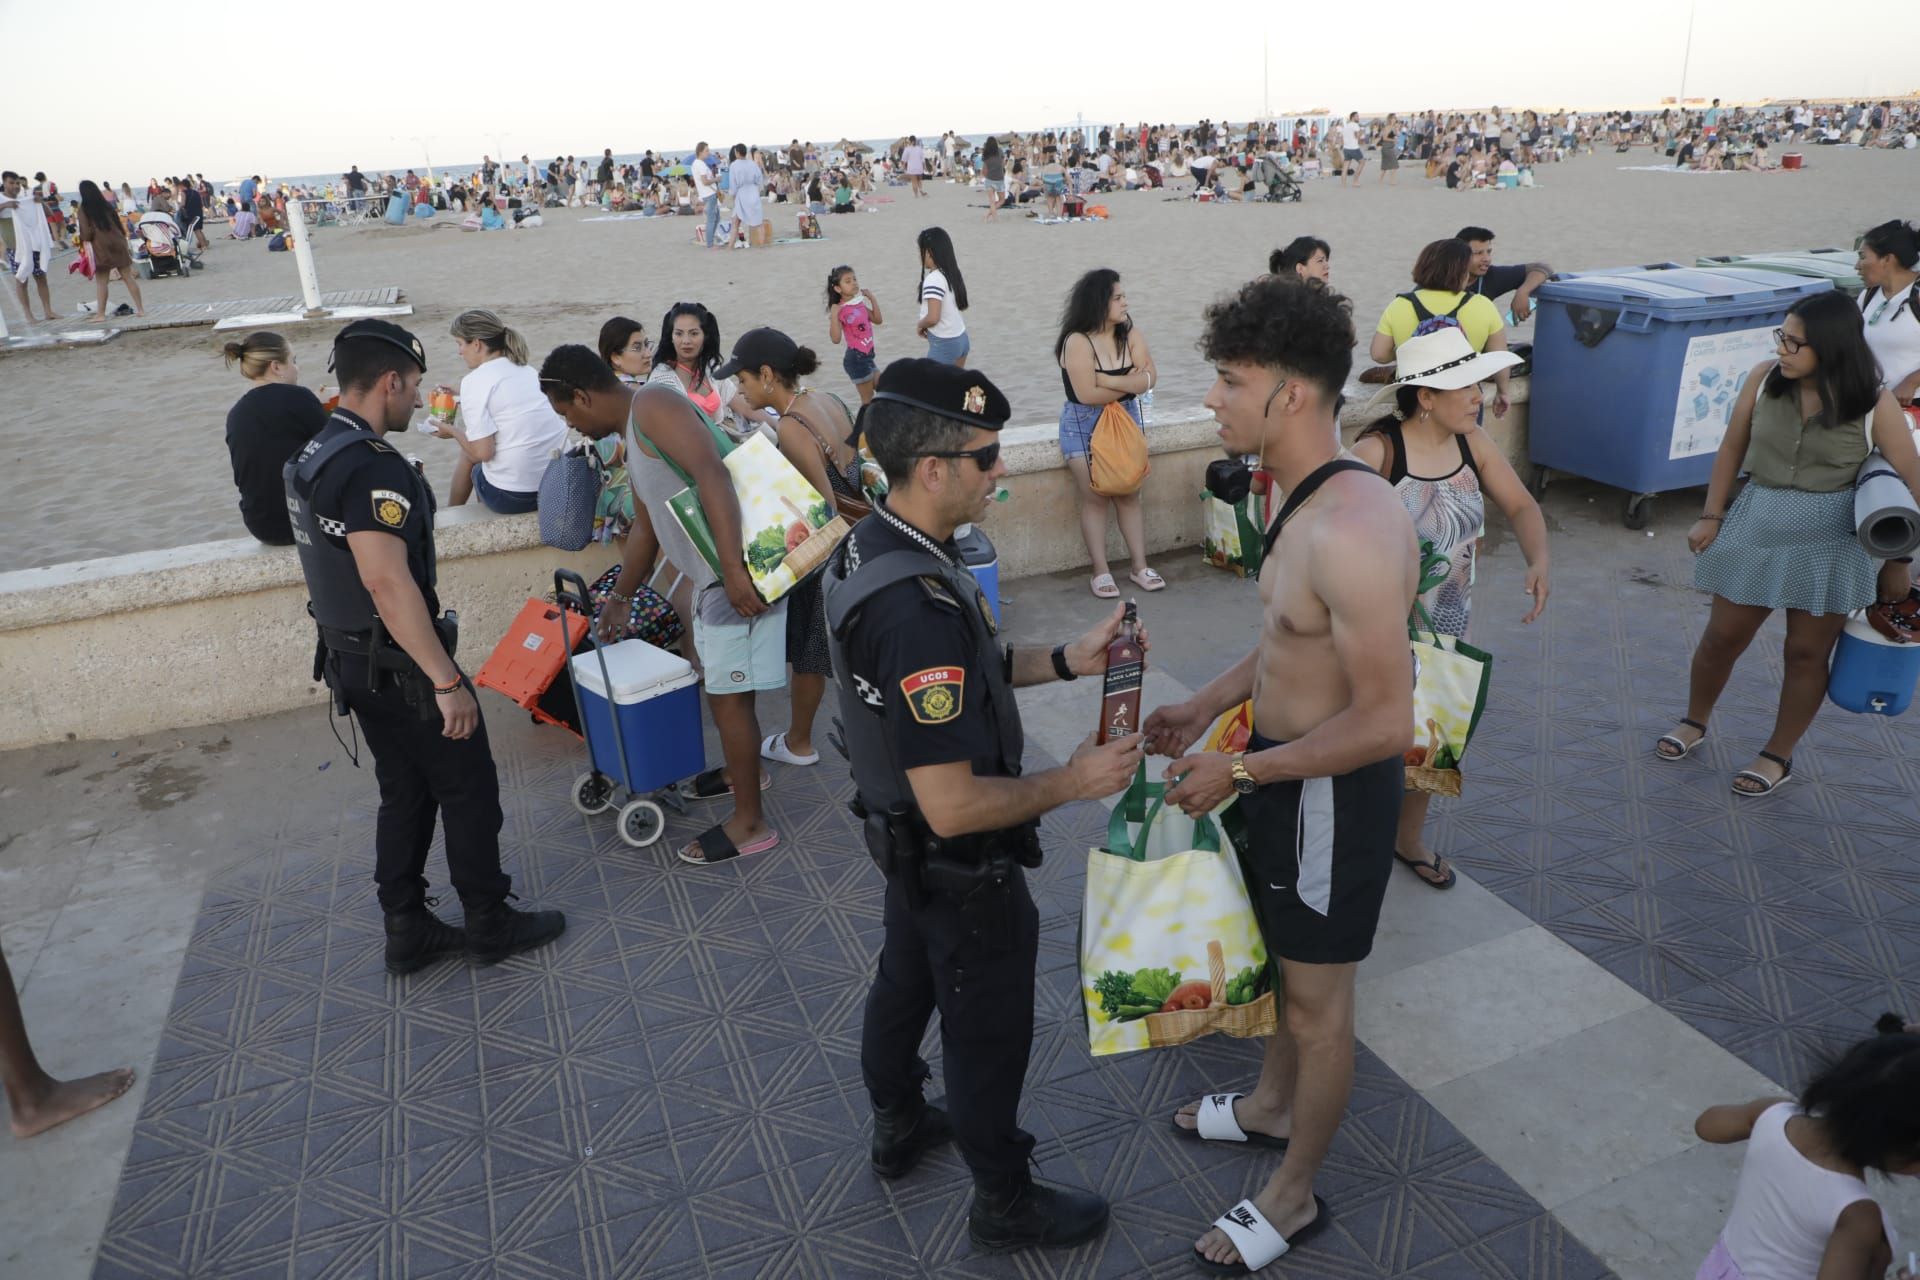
[{"left": 474, "top": 597, "right": 589, "bottom": 732}]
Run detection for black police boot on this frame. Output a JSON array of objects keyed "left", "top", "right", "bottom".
[
  {"left": 870, "top": 1099, "right": 954, "bottom": 1178},
  {"left": 384, "top": 900, "right": 466, "bottom": 976},
  {"left": 968, "top": 1172, "right": 1109, "bottom": 1253},
  {"left": 463, "top": 895, "right": 566, "bottom": 965}
]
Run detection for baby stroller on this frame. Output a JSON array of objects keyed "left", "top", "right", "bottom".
[
  {"left": 135, "top": 212, "right": 193, "bottom": 278},
  {"left": 1252, "top": 155, "right": 1304, "bottom": 203}
]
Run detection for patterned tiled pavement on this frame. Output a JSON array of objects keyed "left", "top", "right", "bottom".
[
  {"left": 81, "top": 495, "right": 1920, "bottom": 1280},
  {"left": 1440, "top": 521, "right": 1920, "bottom": 1091},
  {"left": 93, "top": 736, "right": 1611, "bottom": 1279}
]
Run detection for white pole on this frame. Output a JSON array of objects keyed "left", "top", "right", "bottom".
[
  {"left": 1679, "top": 1, "right": 1696, "bottom": 103},
  {"left": 286, "top": 200, "right": 325, "bottom": 315}
]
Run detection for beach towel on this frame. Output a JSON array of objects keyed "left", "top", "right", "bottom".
[{"left": 3, "top": 195, "right": 55, "bottom": 281}]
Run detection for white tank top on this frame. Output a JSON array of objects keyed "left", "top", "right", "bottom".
[{"left": 1717, "top": 1104, "right": 1892, "bottom": 1280}]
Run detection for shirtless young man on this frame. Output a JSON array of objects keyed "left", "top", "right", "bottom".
[{"left": 1144, "top": 277, "right": 1417, "bottom": 1274}]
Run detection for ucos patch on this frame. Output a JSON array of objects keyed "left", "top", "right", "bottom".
[
  {"left": 371, "top": 489, "right": 411, "bottom": 529},
  {"left": 900, "top": 667, "right": 964, "bottom": 724}
]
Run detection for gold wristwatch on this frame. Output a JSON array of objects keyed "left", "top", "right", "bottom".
[{"left": 1230, "top": 753, "right": 1258, "bottom": 796}]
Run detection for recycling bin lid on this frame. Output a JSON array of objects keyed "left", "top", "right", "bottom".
[
  {"left": 1536, "top": 263, "right": 1835, "bottom": 318},
  {"left": 1694, "top": 251, "right": 1864, "bottom": 289}
]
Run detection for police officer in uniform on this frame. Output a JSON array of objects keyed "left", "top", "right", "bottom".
[
  {"left": 286, "top": 320, "right": 565, "bottom": 975},
  {"left": 824, "top": 359, "right": 1144, "bottom": 1252}
]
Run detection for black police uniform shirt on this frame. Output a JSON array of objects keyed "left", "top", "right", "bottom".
[
  {"left": 841, "top": 514, "right": 997, "bottom": 774},
  {"left": 226, "top": 383, "right": 326, "bottom": 545},
  {"left": 307, "top": 411, "right": 438, "bottom": 611}
]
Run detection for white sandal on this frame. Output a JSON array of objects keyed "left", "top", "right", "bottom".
[
  {"left": 760, "top": 732, "right": 819, "bottom": 767},
  {"left": 1171, "top": 1092, "right": 1290, "bottom": 1150},
  {"left": 1090, "top": 573, "right": 1119, "bottom": 599},
  {"left": 1196, "top": 1195, "right": 1331, "bottom": 1274}
]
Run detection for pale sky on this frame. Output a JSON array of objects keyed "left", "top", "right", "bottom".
[{"left": 14, "top": 0, "right": 1918, "bottom": 186}]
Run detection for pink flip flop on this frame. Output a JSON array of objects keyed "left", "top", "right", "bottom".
[
  {"left": 1129, "top": 568, "right": 1166, "bottom": 592},
  {"left": 1091, "top": 573, "right": 1120, "bottom": 599}
]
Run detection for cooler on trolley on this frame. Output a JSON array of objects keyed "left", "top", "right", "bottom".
[{"left": 553, "top": 570, "right": 705, "bottom": 847}]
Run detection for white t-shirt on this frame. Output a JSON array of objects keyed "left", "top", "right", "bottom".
[
  {"left": 919, "top": 269, "right": 966, "bottom": 338},
  {"left": 459, "top": 358, "right": 569, "bottom": 493},
  {"left": 1861, "top": 280, "right": 1920, "bottom": 396},
  {"left": 903, "top": 145, "right": 926, "bottom": 175},
  {"left": 1340, "top": 120, "right": 1363, "bottom": 150},
  {"left": 691, "top": 157, "right": 716, "bottom": 201}
]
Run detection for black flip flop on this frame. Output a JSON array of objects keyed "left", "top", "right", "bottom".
[
  {"left": 681, "top": 766, "right": 773, "bottom": 801},
  {"left": 1394, "top": 851, "right": 1456, "bottom": 890},
  {"left": 678, "top": 823, "right": 780, "bottom": 866}
]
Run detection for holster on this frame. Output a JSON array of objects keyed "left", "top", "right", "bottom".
[{"left": 315, "top": 611, "right": 462, "bottom": 724}]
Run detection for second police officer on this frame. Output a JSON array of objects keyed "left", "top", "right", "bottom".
[
  {"left": 824, "top": 359, "right": 1145, "bottom": 1252},
  {"left": 284, "top": 320, "right": 565, "bottom": 976}
]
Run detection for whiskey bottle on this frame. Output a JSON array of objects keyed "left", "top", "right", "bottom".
[{"left": 1097, "top": 600, "right": 1144, "bottom": 744}]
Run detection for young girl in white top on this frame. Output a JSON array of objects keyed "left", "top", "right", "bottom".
[
  {"left": 1693, "top": 1021, "right": 1919, "bottom": 1280},
  {"left": 914, "top": 226, "right": 970, "bottom": 367}
]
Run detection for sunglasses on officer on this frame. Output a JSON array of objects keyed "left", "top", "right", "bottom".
[{"left": 915, "top": 441, "right": 1001, "bottom": 471}]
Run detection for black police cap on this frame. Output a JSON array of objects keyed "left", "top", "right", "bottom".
[
  {"left": 328, "top": 318, "right": 427, "bottom": 373},
  {"left": 871, "top": 358, "right": 1011, "bottom": 430}
]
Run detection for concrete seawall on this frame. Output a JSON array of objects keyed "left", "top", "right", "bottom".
[{"left": 0, "top": 382, "right": 1528, "bottom": 749}]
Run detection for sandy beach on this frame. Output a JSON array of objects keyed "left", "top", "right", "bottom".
[{"left": 0, "top": 147, "right": 1909, "bottom": 572}]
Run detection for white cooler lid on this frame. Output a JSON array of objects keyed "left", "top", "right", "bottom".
[{"left": 571, "top": 640, "right": 697, "bottom": 702}]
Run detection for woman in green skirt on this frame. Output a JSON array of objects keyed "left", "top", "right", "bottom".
[{"left": 1659, "top": 291, "right": 1920, "bottom": 795}]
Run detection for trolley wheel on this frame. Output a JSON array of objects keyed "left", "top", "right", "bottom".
[
  {"left": 572, "top": 771, "right": 615, "bottom": 816},
  {"left": 617, "top": 799, "right": 666, "bottom": 848},
  {"left": 1527, "top": 465, "right": 1551, "bottom": 500},
  {"left": 1623, "top": 493, "right": 1654, "bottom": 530}
]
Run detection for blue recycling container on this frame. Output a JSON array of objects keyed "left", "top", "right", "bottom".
[
  {"left": 1827, "top": 617, "right": 1920, "bottom": 716},
  {"left": 1528, "top": 264, "right": 1834, "bottom": 511},
  {"left": 953, "top": 524, "right": 1000, "bottom": 627}
]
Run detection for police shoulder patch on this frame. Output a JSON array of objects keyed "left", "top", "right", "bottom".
[
  {"left": 371, "top": 489, "right": 410, "bottom": 529},
  {"left": 900, "top": 667, "right": 964, "bottom": 725}
]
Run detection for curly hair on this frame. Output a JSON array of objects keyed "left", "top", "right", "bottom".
[{"left": 1199, "top": 276, "right": 1355, "bottom": 401}]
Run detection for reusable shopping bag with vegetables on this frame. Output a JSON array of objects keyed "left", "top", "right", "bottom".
[
  {"left": 1405, "top": 539, "right": 1492, "bottom": 797},
  {"left": 634, "top": 402, "right": 849, "bottom": 605},
  {"left": 1080, "top": 764, "right": 1277, "bottom": 1057}
]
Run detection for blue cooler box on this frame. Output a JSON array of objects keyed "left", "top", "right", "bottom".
[
  {"left": 571, "top": 640, "right": 705, "bottom": 792},
  {"left": 954, "top": 524, "right": 1001, "bottom": 627},
  {"left": 1528, "top": 264, "right": 1834, "bottom": 524},
  {"left": 1828, "top": 616, "right": 1920, "bottom": 716}
]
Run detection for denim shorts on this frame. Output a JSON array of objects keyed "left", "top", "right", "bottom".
[
  {"left": 1059, "top": 397, "right": 1139, "bottom": 459},
  {"left": 926, "top": 331, "right": 970, "bottom": 365},
  {"left": 471, "top": 463, "right": 539, "bottom": 515},
  {"left": 843, "top": 346, "right": 878, "bottom": 385},
  {"left": 985, "top": 178, "right": 1008, "bottom": 194}
]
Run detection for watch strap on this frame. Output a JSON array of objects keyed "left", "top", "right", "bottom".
[{"left": 1051, "top": 643, "right": 1077, "bottom": 681}]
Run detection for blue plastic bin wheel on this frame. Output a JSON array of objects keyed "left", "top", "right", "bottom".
[{"left": 1528, "top": 264, "right": 1835, "bottom": 520}]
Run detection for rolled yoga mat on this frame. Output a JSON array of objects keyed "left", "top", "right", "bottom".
[{"left": 1855, "top": 449, "right": 1920, "bottom": 558}]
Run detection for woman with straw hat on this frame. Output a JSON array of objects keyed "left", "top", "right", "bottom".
[{"left": 1354, "top": 327, "right": 1551, "bottom": 889}]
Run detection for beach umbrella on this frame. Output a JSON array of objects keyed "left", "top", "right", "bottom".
[
  {"left": 832, "top": 138, "right": 871, "bottom": 154},
  {"left": 667, "top": 163, "right": 688, "bottom": 176}
]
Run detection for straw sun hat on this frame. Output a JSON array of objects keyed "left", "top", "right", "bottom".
[{"left": 1363, "top": 328, "right": 1522, "bottom": 414}]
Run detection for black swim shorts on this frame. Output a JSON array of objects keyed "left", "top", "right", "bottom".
[{"left": 1228, "top": 730, "right": 1400, "bottom": 966}]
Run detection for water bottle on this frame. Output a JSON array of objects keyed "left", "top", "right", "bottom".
[{"left": 1137, "top": 387, "right": 1154, "bottom": 425}]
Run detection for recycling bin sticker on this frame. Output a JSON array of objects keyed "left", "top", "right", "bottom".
[{"left": 1668, "top": 325, "right": 1778, "bottom": 460}]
